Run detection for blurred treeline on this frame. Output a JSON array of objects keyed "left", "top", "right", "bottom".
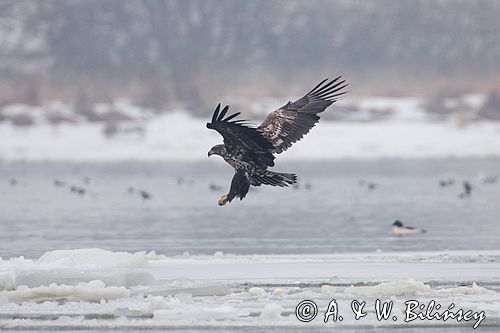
[{"left": 0, "top": 0, "right": 499, "bottom": 112}]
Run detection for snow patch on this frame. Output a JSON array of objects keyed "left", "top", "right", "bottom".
[{"left": 1, "top": 97, "right": 500, "bottom": 161}]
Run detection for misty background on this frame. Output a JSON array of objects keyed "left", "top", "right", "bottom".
[
  {"left": 1, "top": 0, "right": 500, "bottom": 109},
  {"left": 0, "top": 0, "right": 500, "bottom": 161}
]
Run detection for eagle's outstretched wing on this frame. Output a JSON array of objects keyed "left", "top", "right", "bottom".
[
  {"left": 258, "top": 77, "right": 348, "bottom": 154},
  {"left": 206, "top": 104, "right": 275, "bottom": 168}
]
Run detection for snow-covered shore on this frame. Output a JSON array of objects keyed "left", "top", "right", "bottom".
[
  {"left": 1, "top": 249, "right": 499, "bottom": 329},
  {"left": 1, "top": 96, "right": 500, "bottom": 162}
]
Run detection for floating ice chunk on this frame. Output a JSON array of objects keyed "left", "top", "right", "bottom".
[
  {"left": 196, "top": 305, "right": 244, "bottom": 321},
  {"left": 15, "top": 270, "right": 155, "bottom": 288},
  {"left": 119, "top": 295, "right": 183, "bottom": 316},
  {"left": 213, "top": 251, "right": 224, "bottom": 258},
  {"left": 321, "top": 285, "right": 336, "bottom": 296},
  {"left": 38, "top": 249, "right": 149, "bottom": 269},
  {"left": 345, "top": 279, "right": 495, "bottom": 297},
  {"left": 148, "top": 296, "right": 183, "bottom": 313},
  {"left": 154, "top": 304, "right": 241, "bottom": 322},
  {"left": 145, "top": 284, "right": 230, "bottom": 297},
  {"left": 56, "top": 315, "right": 85, "bottom": 324},
  {"left": 272, "top": 288, "right": 288, "bottom": 296},
  {"left": 174, "top": 293, "right": 193, "bottom": 304},
  {"left": 0, "top": 280, "right": 130, "bottom": 303},
  {"left": 345, "top": 279, "right": 432, "bottom": 296},
  {"left": 0, "top": 257, "right": 37, "bottom": 272},
  {"left": 436, "top": 282, "right": 494, "bottom": 295},
  {"left": 0, "top": 272, "right": 15, "bottom": 291},
  {"left": 248, "top": 287, "right": 266, "bottom": 296},
  {"left": 143, "top": 251, "right": 167, "bottom": 261},
  {"left": 146, "top": 295, "right": 183, "bottom": 311},
  {"left": 210, "top": 251, "right": 239, "bottom": 259},
  {"left": 260, "top": 303, "right": 283, "bottom": 319}
]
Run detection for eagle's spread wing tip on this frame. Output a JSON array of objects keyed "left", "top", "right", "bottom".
[
  {"left": 258, "top": 75, "right": 348, "bottom": 154},
  {"left": 211, "top": 103, "right": 221, "bottom": 124}
]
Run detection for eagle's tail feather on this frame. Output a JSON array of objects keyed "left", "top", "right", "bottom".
[{"left": 251, "top": 171, "right": 297, "bottom": 187}]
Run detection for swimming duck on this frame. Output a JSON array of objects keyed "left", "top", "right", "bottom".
[{"left": 392, "top": 220, "right": 426, "bottom": 236}]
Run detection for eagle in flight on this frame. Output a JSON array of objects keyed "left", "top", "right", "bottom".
[{"left": 207, "top": 76, "right": 348, "bottom": 206}]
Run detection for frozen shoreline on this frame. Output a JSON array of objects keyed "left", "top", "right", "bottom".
[
  {"left": 2, "top": 116, "right": 500, "bottom": 162},
  {"left": 1, "top": 96, "right": 500, "bottom": 162}
]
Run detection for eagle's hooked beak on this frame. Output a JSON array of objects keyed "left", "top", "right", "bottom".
[{"left": 208, "top": 149, "right": 214, "bottom": 157}]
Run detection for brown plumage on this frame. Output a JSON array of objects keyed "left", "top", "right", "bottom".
[
  {"left": 259, "top": 77, "right": 347, "bottom": 154},
  {"left": 207, "top": 77, "right": 348, "bottom": 206}
]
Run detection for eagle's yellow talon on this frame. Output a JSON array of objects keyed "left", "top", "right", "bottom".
[{"left": 218, "top": 194, "right": 228, "bottom": 206}]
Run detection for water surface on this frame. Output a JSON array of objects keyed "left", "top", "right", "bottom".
[{"left": 1, "top": 159, "right": 499, "bottom": 258}]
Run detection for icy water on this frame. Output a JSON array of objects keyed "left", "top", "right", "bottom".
[
  {"left": 1, "top": 158, "right": 500, "bottom": 332},
  {"left": 1, "top": 158, "right": 499, "bottom": 258}
]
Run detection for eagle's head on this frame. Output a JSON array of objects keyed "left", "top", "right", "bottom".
[{"left": 208, "top": 144, "right": 226, "bottom": 158}]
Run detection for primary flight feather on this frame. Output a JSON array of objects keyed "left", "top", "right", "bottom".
[{"left": 207, "top": 76, "right": 348, "bottom": 206}]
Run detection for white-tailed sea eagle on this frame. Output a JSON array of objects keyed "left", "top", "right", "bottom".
[{"left": 207, "top": 77, "right": 348, "bottom": 205}]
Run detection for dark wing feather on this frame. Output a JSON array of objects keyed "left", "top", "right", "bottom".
[
  {"left": 207, "top": 104, "right": 275, "bottom": 168},
  {"left": 258, "top": 76, "right": 348, "bottom": 154}
]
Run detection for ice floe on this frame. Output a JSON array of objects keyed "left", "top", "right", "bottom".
[
  {"left": 321, "top": 285, "right": 337, "bottom": 296},
  {"left": 259, "top": 303, "right": 284, "bottom": 319},
  {"left": 0, "top": 280, "right": 129, "bottom": 303},
  {"left": 0, "top": 248, "right": 498, "bottom": 329},
  {"left": 344, "top": 278, "right": 494, "bottom": 297},
  {"left": 0, "top": 271, "right": 15, "bottom": 292},
  {"left": 37, "top": 248, "right": 164, "bottom": 269}
]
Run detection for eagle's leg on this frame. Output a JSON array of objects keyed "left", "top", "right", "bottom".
[
  {"left": 218, "top": 194, "right": 229, "bottom": 206},
  {"left": 217, "top": 171, "right": 250, "bottom": 206}
]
